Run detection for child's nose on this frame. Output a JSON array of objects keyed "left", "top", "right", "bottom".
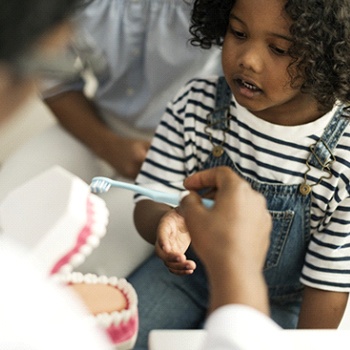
[{"left": 238, "top": 44, "right": 264, "bottom": 73}]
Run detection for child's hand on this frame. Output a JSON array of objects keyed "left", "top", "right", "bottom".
[{"left": 155, "top": 208, "right": 196, "bottom": 275}]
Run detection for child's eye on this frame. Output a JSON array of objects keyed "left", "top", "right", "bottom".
[
  {"left": 229, "top": 27, "right": 246, "bottom": 40},
  {"left": 270, "top": 45, "right": 288, "bottom": 56}
]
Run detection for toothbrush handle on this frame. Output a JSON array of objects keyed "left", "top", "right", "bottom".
[
  {"left": 201, "top": 198, "right": 214, "bottom": 209},
  {"left": 131, "top": 183, "right": 214, "bottom": 208},
  {"left": 106, "top": 179, "right": 214, "bottom": 208}
]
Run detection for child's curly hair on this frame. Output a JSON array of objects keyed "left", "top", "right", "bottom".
[{"left": 190, "top": 0, "right": 350, "bottom": 111}]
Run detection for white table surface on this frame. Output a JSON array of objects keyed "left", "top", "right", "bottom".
[
  {"left": 149, "top": 329, "right": 350, "bottom": 350},
  {"left": 149, "top": 330, "right": 206, "bottom": 350}
]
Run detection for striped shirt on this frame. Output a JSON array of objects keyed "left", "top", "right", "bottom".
[{"left": 135, "top": 76, "right": 350, "bottom": 292}]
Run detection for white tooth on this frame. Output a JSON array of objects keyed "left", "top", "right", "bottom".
[
  {"left": 93, "top": 210, "right": 109, "bottom": 225},
  {"left": 117, "top": 278, "right": 128, "bottom": 289},
  {"left": 59, "top": 264, "right": 73, "bottom": 274},
  {"left": 83, "top": 273, "right": 98, "bottom": 284},
  {"left": 128, "top": 291, "right": 137, "bottom": 305},
  {"left": 242, "top": 80, "right": 257, "bottom": 90},
  {"left": 71, "top": 272, "right": 84, "bottom": 283},
  {"left": 123, "top": 310, "right": 132, "bottom": 322},
  {"left": 80, "top": 244, "right": 93, "bottom": 256},
  {"left": 111, "top": 311, "right": 122, "bottom": 325},
  {"left": 89, "top": 194, "right": 106, "bottom": 207},
  {"left": 87, "top": 235, "right": 100, "bottom": 247},
  {"left": 108, "top": 276, "right": 119, "bottom": 286},
  {"left": 70, "top": 253, "right": 85, "bottom": 267},
  {"left": 91, "top": 223, "right": 107, "bottom": 237},
  {"left": 97, "top": 275, "right": 109, "bottom": 284},
  {"left": 96, "top": 313, "right": 112, "bottom": 328}
]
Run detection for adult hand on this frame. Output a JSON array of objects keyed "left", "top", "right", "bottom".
[
  {"left": 180, "top": 166, "right": 271, "bottom": 275},
  {"left": 155, "top": 208, "right": 196, "bottom": 275},
  {"left": 179, "top": 166, "right": 272, "bottom": 314},
  {"left": 103, "top": 135, "right": 150, "bottom": 179},
  {"left": 46, "top": 91, "right": 150, "bottom": 180}
]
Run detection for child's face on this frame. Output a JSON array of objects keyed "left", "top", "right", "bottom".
[{"left": 222, "top": 0, "right": 318, "bottom": 126}]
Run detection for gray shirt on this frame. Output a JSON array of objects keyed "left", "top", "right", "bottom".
[{"left": 42, "top": 0, "right": 222, "bottom": 131}]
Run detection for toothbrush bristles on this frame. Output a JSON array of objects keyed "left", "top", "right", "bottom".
[{"left": 90, "top": 180, "right": 111, "bottom": 194}]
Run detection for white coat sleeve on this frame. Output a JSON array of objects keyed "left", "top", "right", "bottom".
[
  {"left": 0, "top": 238, "right": 113, "bottom": 350},
  {"left": 201, "top": 305, "right": 282, "bottom": 350}
]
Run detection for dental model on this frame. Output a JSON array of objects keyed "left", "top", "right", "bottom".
[
  {"left": 0, "top": 166, "right": 138, "bottom": 349},
  {"left": 56, "top": 272, "right": 139, "bottom": 349}
]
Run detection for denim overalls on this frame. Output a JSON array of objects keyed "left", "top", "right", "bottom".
[
  {"left": 129, "top": 78, "right": 350, "bottom": 349},
  {"left": 201, "top": 76, "right": 350, "bottom": 328}
]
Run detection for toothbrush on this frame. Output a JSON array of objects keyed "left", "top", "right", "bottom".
[{"left": 90, "top": 176, "right": 214, "bottom": 208}]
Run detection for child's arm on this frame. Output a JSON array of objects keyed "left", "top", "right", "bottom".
[
  {"left": 134, "top": 199, "right": 196, "bottom": 275},
  {"left": 297, "top": 286, "right": 349, "bottom": 328},
  {"left": 134, "top": 199, "right": 171, "bottom": 245}
]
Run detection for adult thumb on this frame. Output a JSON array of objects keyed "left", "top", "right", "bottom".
[{"left": 179, "top": 190, "right": 205, "bottom": 217}]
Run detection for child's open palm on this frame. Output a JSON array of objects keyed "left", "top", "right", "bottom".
[{"left": 155, "top": 208, "right": 196, "bottom": 275}]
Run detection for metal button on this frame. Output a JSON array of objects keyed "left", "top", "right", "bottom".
[
  {"left": 299, "top": 183, "right": 312, "bottom": 196},
  {"left": 212, "top": 146, "right": 224, "bottom": 158}
]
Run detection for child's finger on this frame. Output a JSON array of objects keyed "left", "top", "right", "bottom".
[
  {"left": 168, "top": 268, "right": 195, "bottom": 275},
  {"left": 166, "top": 260, "right": 197, "bottom": 275},
  {"left": 164, "top": 259, "right": 196, "bottom": 270}
]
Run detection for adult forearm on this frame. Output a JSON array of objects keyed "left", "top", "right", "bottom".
[
  {"left": 206, "top": 257, "right": 270, "bottom": 316},
  {"left": 45, "top": 90, "right": 151, "bottom": 179},
  {"left": 45, "top": 90, "right": 117, "bottom": 158}
]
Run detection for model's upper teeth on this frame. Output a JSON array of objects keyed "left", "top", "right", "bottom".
[{"left": 242, "top": 80, "right": 258, "bottom": 90}]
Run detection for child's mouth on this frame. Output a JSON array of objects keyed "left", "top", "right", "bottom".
[
  {"left": 240, "top": 79, "right": 260, "bottom": 91},
  {"left": 235, "top": 79, "right": 262, "bottom": 97},
  {"left": 237, "top": 79, "right": 261, "bottom": 91}
]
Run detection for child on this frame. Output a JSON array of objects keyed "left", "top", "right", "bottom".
[{"left": 128, "top": 0, "right": 350, "bottom": 347}]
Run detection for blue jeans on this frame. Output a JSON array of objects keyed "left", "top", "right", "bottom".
[
  {"left": 129, "top": 249, "right": 301, "bottom": 350},
  {"left": 129, "top": 249, "right": 209, "bottom": 350}
]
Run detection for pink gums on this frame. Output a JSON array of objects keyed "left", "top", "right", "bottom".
[
  {"left": 50, "top": 197, "right": 94, "bottom": 275},
  {"left": 106, "top": 314, "right": 139, "bottom": 344}
]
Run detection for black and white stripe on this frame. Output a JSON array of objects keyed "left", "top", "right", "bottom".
[{"left": 136, "top": 76, "right": 350, "bottom": 291}]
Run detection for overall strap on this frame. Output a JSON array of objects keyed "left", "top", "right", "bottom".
[
  {"left": 300, "top": 106, "right": 350, "bottom": 196},
  {"left": 207, "top": 76, "right": 232, "bottom": 130},
  {"left": 308, "top": 106, "right": 350, "bottom": 170}
]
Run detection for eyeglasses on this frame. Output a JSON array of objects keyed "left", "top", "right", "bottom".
[{"left": 12, "top": 34, "right": 107, "bottom": 81}]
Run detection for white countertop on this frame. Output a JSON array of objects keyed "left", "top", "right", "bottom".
[{"left": 149, "top": 329, "right": 350, "bottom": 350}]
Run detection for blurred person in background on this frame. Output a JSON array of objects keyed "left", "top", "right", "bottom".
[
  {"left": 0, "top": 0, "right": 222, "bottom": 278},
  {"left": 0, "top": 1, "right": 112, "bottom": 349}
]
